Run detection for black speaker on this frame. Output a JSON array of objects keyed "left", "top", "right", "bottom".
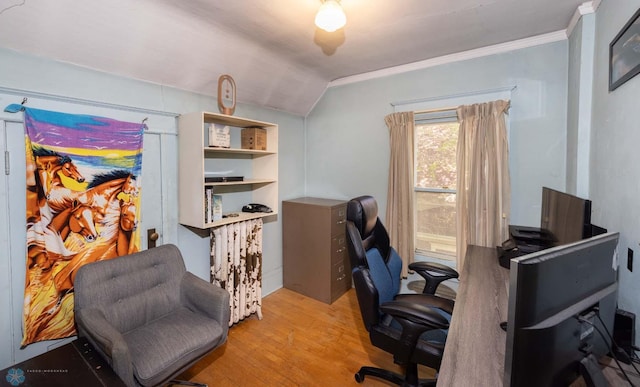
[{"left": 612, "top": 308, "right": 636, "bottom": 364}]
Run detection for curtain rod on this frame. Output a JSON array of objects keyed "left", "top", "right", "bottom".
[
  {"left": 414, "top": 106, "right": 458, "bottom": 114},
  {"left": 0, "top": 86, "right": 180, "bottom": 117},
  {"left": 390, "top": 85, "right": 517, "bottom": 108}
]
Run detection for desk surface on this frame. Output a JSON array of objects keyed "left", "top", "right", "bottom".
[{"left": 436, "top": 245, "right": 510, "bottom": 386}]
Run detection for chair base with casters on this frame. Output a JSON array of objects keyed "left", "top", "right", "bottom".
[{"left": 355, "top": 364, "right": 436, "bottom": 387}]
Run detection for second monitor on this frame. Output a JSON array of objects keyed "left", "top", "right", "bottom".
[{"left": 509, "top": 187, "right": 605, "bottom": 252}]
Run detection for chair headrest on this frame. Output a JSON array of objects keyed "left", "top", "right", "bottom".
[{"left": 347, "top": 195, "right": 379, "bottom": 240}]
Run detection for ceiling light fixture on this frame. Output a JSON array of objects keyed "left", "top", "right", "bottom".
[{"left": 315, "top": 0, "right": 346, "bottom": 32}]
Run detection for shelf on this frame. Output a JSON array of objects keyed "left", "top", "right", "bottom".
[
  {"left": 202, "top": 112, "right": 274, "bottom": 128},
  {"left": 204, "top": 147, "right": 276, "bottom": 156},
  {"left": 204, "top": 179, "right": 276, "bottom": 187},
  {"left": 204, "top": 211, "right": 278, "bottom": 228}
]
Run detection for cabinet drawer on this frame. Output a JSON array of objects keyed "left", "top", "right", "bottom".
[
  {"left": 331, "top": 205, "right": 347, "bottom": 236},
  {"left": 331, "top": 234, "right": 347, "bottom": 264},
  {"left": 331, "top": 260, "right": 351, "bottom": 302}
]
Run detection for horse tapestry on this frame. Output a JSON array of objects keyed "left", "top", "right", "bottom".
[{"left": 6, "top": 105, "right": 144, "bottom": 347}]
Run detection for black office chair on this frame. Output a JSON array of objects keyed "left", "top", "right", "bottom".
[
  {"left": 346, "top": 196, "right": 453, "bottom": 386},
  {"left": 346, "top": 196, "right": 458, "bottom": 306}
]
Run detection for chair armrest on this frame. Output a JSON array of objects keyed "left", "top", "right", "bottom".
[
  {"left": 380, "top": 300, "right": 449, "bottom": 365},
  {"left": 408, "top": 261, "right": 459, "bottom": 294},
  {"left": 75, "top": 308, "right": 134, "bottom": 386},
  {"left": 381, "top": 300, "right": 449, "bottom": 330},
  {"left": 394, "top": 293, "right": 455, "bottom": 315},
  {"left": 180, "top": 272, "right": 231, "bottom": 337}
]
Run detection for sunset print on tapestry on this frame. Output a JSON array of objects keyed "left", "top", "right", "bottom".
[{"left": 10, "top": 105, "right": 145, "bottom": 346}]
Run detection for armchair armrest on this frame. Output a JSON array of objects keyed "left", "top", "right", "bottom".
[
  {"left": 75, "top": 308, "right": 134, "bottom": 386},
  {"left": 380, "top": 300, "right": 449, "bottom": 365},
  {"left": 408, "top": 261, "right": 459, "bottom": 295},
  {"left": 180, "top": 272, "right": 231, "bottom": 338}
]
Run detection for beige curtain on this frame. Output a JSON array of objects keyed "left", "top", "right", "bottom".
[
  {"left": 456, "top": 100, "right": 511, "bottom": 271},
  {"left": 384, "top": 112, "right": 415, "bottom": 278}
]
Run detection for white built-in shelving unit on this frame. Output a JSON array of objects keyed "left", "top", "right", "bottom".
[{"left": 178, "top": 111, "right": 278, "bottom": 229}]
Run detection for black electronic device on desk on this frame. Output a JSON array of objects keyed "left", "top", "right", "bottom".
[
  {"left": 509, "top": 225, "right": 556, "bottom": 245},
  {"left": 497, "top": 238, "right": 526, "bottom": 269},
  {"left": 499, "top": 231, "right": 559, "bottom": 269}
]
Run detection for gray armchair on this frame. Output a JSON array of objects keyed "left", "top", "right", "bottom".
[{"left": 74, "top": 244, "right": 230, "bottom": 387}]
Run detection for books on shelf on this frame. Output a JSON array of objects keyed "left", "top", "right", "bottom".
[{"left": 205, "top": 188, "right": 222, "bottom": 223}]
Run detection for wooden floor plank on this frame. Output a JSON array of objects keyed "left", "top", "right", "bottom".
[{"left": 177, "top": 288, "right": 437, "bottom": 386}]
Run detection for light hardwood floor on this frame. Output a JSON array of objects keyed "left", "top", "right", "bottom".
[{"left": 178, "top": 287, "right": 437, "bottom": 386}]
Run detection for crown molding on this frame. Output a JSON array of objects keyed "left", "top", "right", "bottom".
[
  {"left": 328, "top": 30, "right": 567, "bottom": 88},
  {"left": 567, "top": 1, "right": 598, "bottom": 37}
]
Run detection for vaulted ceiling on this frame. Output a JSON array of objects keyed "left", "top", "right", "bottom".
[{"left": 0, "top": 0, "right": 591, "bottom": 116}]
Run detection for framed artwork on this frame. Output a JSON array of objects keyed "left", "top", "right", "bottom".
[{"left": 610, "top": 8, "right": 640, "bottom": 91}]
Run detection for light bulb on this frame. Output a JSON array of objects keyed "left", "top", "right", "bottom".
[{"left": 315, "top": 0, "right": 346, "bottom": 32}]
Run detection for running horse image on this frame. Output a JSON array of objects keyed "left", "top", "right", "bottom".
[
  {"left": 54, "top": 170, "right": 140, "bottom": 295},
  {"left": 13, "top": 105, "right": 145, "bottom": 347},
  {"left": 27, "top": 146, "right": 86, "bottom": 219},
  {"left": 27, "top": 200, "right": 99, "bottom": 271},
  {"left": 25, "top": 146, "right": 92, "bottom": 272}
]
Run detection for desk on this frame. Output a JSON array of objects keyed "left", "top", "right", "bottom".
[
  {"left": 437, "top": 245, "right": 640, "bottom": 386},
  {"left": 436, "top": 245, "right": 510, "bottom": 386},
  {"left": 0, "top": 337, "right": 125, "bottom": 387}
]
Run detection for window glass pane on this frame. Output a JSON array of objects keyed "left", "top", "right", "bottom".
[
  {"left": 415, "top": 122, "right": 458, "bottom": 189},
  {"left": 415, "top": 120, "right": 459, "bottom": 259},
  {"left": 415, "top": 191, "right": 456, "bottom": 257}
]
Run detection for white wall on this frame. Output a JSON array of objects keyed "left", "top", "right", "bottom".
[
  {"left": 590, "top": 0, "right": 640, "bottom": 340},
  {"left": 567, "top": 13, "right": 596, "bottom": 198},
  {"left": 306, "top": 41, "right": 570, "bottom": 227}
]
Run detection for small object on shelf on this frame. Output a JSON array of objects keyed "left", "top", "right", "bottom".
[
  {"left": 212, "top": 194, "right": 222, "bottom": 221},
  {"left": 217, "top": 74, "right": 236, "bottom": 115},
  {"left": 204, "top": 176, "right": 244, "bottom": 183},
  {"left": 208, "top": 124, "right": 230, "bottom": 148},
  {"left": 241, "top": 127, "right": 267, "bottom": 150},
  {"left": 223, "top": 213, "right": 240, "bottom": 218},
  {"left": 204, "top": 189, "right": 223, "bottom": 222},
  {"left": 242, "top": 203, "right": 272, "bottom": 213}
]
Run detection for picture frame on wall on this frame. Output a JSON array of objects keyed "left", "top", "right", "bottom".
[{"left": 609, "top": 8, "right": 640, "bottom": 91}]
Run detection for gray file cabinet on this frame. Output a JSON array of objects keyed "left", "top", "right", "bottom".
[{"left": 283, "top": 197, "right": 351, "bottom": 304}]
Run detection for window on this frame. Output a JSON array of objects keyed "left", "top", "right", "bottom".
[{"left": 414, "top": 111, "right": 459, "bottom": 259}]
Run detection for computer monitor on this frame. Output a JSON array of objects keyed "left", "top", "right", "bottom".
[
  {"left": 540, "top": 187, "right": 593, "bottom": 244},
  {"left": 508, "top": 187, "right": 606, "bottom": 253},
  {"left": 504, "top": 232, "right": 620, "bottom": 386}
]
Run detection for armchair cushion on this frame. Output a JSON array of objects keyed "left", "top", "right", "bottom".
[{"left": 125, "top": 307, "right": 224, "bottom": 386}]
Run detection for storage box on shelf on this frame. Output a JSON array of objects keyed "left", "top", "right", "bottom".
[{"left": 178, "top": 111, "right": 278, "bottom": 229}]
